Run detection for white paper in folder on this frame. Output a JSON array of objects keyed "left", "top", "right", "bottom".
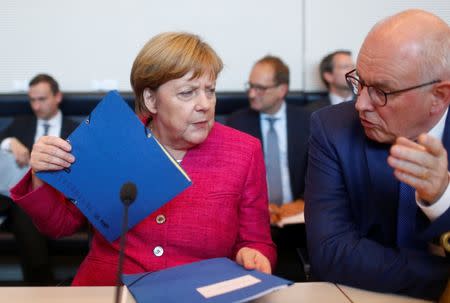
[{"left": 0, "top": 150, "right": 29, "bottom": 196}]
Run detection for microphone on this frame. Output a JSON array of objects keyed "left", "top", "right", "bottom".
[{"left": 114, "top": 182, "right": 137, "bottom": 303}]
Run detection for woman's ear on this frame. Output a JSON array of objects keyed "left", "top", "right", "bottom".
[{"left": 143, "top": 88, "right": 157, "bottom": 114}]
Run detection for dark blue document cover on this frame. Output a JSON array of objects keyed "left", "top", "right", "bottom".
[
  {"left": 122, "top": 258, "right": 292, "bottom": 303},
  {"left": 36, "top": 90, "right": 191, "bottom": 242}
]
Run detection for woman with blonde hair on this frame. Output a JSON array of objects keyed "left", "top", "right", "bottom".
[{"left": 11, "top": 32, "right": 276, "bottom": 285}]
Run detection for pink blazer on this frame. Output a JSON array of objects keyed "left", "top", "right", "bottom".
[{"left": 11, "top": 122, "right": 276, "bottom": 285}]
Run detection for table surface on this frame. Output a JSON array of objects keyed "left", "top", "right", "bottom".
[
  {"left": 0, "top": 282, "right": 432, "bottom": 303},
  {"left": 337, "top": 284, "right": 432, "bottom": 303}
]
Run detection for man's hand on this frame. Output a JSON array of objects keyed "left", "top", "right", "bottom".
[
  {"left": 388, "top": 134, "right": 449, "bottom": 204},
  {"left": 269, "top": 203, "right": 281, "bottom": 224},
  {"left": 269, "top": 200, "right": 305, "bottom": 224},
  {"left": 10, "top": 138, "right": 30, "bottom": 167},
  {"left": 278, "top": 199, "right": 304, "bottom": 218},
  {"left": 236, "top": 247, "right": 271, "bottom": 274}
]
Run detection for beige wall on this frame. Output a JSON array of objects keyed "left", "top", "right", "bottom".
[{"left": 0, "top": 0, "right": 448, "bottom": 93}]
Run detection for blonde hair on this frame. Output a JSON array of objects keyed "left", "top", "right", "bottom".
[{"left": 130, "top": 32, "right": 223, "bottom": 117}]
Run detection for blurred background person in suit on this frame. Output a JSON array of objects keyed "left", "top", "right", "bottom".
[
  {"left": 227, "top": 56, "right": 311, "bottom": 281},
  {"left": 306, "top": 50, "right": 354, "bottom": 111},
  {"left": 0, "top": 74, "right": 78, "bottom": 285},
  {"left": 0, "top": 74, "right": 77, "bottom": 167},
  {"left": 10, "top": 32, "right": 276, "bottom": 285}
]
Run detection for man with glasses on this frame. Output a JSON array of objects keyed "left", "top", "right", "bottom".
[
  {"left": 227, "top": 55, "right": 311, "bottom": 281},
  {"left": 306, "top": 50, "right": 355, "bottom": 111},
  {"left": 305, "top": 9, "right": 449, "bottom": 300}
]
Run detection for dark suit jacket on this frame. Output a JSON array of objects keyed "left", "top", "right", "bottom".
[
  {"left": 226, "top": 104, "right": 311, "bottom": 200},
  {"left": 0, "top": 114, "right": 78, "bottom": 284},
  {"left": 0, "top": 115, "right": 78, "bottom": 150},
  {"left": 303, "top": 96, "right": 331, "bottom": 112},
  {"left": 305, "top": 101, "right": 450, "bottom": 300}
]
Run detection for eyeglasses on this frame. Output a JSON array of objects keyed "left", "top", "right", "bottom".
[
  {"left": 245, "top": 82, "right": 279, "bottom": 94},
  {"left": 345, "top": 69, "right": 441, "bottom": 107}
]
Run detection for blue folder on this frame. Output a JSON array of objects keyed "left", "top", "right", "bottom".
[
  {"left": 37, "top": 90, "right": 191, "bottom": 242},
  {"left": 122, "top": 258, "right": 292, "bottom": 303}
]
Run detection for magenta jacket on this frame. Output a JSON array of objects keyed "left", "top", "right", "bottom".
[{"left": 11, "top": 122, "right": 276, "bottom": 285}]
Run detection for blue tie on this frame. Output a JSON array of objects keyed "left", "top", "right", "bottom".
[
  {"left": 265, "top": 117, "right": 283, "bottom": 205},
  {"left": 43, "top": 123, "right": 50, "bottom": 136},
  {"left": 397, "top": 182, "right": 421, "bottom": 249}
]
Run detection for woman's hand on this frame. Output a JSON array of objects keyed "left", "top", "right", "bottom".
[
  {"left": 30, "top": 136, "right": 74, "bottom": 173},
  {"left": 30, "top": 136, "right": 75, "bottom": 189},
  {"left": 236, "top": 247, "right": 271, "bottom": 274}
]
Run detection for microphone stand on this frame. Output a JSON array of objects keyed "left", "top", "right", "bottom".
[
  {"left": 114, "top": 204, "right": 129, "bottom": 303},
  {"left": 114, "top": 182, "right": 137, "bottom": 303}
]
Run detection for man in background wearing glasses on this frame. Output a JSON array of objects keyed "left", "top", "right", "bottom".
[
  {"left": 305, "top": 9, "right": 449, "bottom": 301},
  {"left": 227, "top": 55, "right": 311, "bottom": 282}
]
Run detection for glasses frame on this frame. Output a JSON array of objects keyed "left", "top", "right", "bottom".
[
  {"left": 345, "top": 69, "right": 441, "bottom": 107},
  {"left": 245, "top": 82, "right": 279, "bottom": 94}
]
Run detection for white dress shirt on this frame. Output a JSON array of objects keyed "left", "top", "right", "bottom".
[
  {"left": 34, "top": 110, "right": 63, "bottom": 141},
  {"left": 329, "top": 93, "right": 352, "bottom": 105},
  {"left": 260, "top": 102, "right": 293, "bottom": 204}
]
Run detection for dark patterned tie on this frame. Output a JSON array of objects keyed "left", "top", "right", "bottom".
[
  {"left": 43, "top": 123, "right": 50, "bottom": 136},
  {"left": 397, "top": 182, "right": 420, "bottom": 249},
  {"left": 265, "top": 117, "right": 283, "bottom": 205}
]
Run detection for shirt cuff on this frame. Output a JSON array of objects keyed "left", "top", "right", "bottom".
[
  {"left": 0, "top": 138, "right": 12, "bottom": 151},
  {"left": 416, "top": 176, "right": 450, "bottom": 221}
]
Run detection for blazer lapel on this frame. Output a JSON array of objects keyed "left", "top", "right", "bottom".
[
  {"left": 23, "top": 117, "right": 37, "bottom": 151},
  {"left": 286, "top": 106, "right": 297, "bottom": 166},
  {"left": 364, "top": 138, "right": 398, "bottom": 243},
  {"left": 249, "top": 111, "right": 262, "bottom": 141}
]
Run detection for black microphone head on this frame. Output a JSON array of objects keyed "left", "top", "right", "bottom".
[{"left": 120, "top": 182, "right": 137, "bottom": 206}]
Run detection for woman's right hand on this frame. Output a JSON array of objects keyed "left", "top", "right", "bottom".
[{"left": 30, "top": 136, "right": 75, "bottom": 173}]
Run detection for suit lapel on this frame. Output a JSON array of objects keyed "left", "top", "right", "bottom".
[
  {"left": 61, "top": 118, "right": 74, "bottom": 139},
  {"left": 286, "top": 106, "right": 296, "bottom": 166},
  {"left": 23, "top": 117, "right": 37, "bottom": 151},
  {"left": 364, "top": 138, "right": 398, "bottom": 242},
  {"left": 249, "top": 110, "right": 262, "bottom": 141}
]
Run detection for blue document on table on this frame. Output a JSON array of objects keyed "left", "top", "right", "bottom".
[
  {"left": 36, "top": 90, "right": 191, "bottom": 242},
  {"left": 122, "top": 258, "right": 292, "bottom": 303}
]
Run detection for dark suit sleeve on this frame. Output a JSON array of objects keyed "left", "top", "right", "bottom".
[
  {"left": 0, "top": 119, "right": 17, "bottom": 142},
  {"left": 304, "top": 113, "right": 449, "bottom": 300},
  {"left": 0, "top": 117, "right": 35, "bottom": 150},
  {"left": 226, "top": 112, "right": 244, "bottom": 129}
]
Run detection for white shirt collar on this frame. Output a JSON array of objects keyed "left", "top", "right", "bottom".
[
  {"left": 428, "top": 108, "right": 448, "bottom": 140},
  {"left": 329, "top": 93, "right": 351, "bottom": 105},
  {"left": 38, "top": 110, "right": 62, "bottom": 127},
  {"left": 260, "top": 101, "right": 286, "bottom": 120}
]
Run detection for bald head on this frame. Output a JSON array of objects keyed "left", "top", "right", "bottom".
[
  {"left": 360, "top": 9, "right": 450, "bottom": 81},
  {"left": 354, "top": 10, "right": 450, "bottom": 143}
]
